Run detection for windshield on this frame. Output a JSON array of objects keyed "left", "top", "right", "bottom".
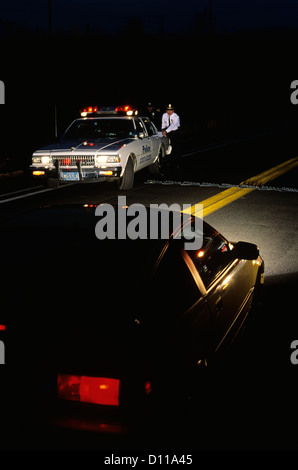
[{"left": 61, "top": 118, "right": 136, "bottom": 141}]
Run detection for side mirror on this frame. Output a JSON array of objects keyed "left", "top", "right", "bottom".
[
  {"left": 233, "top": 241, "right": 259, "bottom": 260},
  {"left": 138, "top": 132, "right": 145, "bottom": 139}
]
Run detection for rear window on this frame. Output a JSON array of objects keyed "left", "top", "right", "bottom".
[{"left": 141, "top": 117, "right": 156, "bottom": 136}]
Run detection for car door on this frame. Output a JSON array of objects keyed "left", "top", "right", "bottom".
[
  {"left": 133, "top": 118, "right": 153, "bottom": 170},
  {"left": 148, "top": 243, "right": 214, "bottom": 367},
  {"left": 141, "top": 117, "right": 160, "bottom": 162},
  {"left": 192, "top": 233, "right": 255, "bottom": 352}
]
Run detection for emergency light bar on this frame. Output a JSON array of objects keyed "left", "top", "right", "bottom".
[{"left": 80, "top": 105, "right": 138, "bottom": 117}]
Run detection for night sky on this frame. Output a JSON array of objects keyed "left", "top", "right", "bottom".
[
  {"left": 1, "top": 0, "right": 298, "bottom": 34},
  {"left": 1, "top": 0, "right": 298, "bottom": 164}
]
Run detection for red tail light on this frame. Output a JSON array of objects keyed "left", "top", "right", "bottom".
[
  {"left": 144, "top": 380, "right": 152, "bottom": 395},
  {"left": 0, "top": 325, "right": 6, "bottom": 331},
  {"left": 57, "top": 374, "right": 120, "bottom": 406}
]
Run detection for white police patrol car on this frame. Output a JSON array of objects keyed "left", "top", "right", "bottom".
[{"left": 31, "top": 105, "right": 172, "bottom": 190}]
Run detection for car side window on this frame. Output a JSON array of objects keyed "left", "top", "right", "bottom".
[
  {"left": 141, "top": 117, "right": 156, "bottom": 136},
  {"left": 182, "top": 221, "right": 233, "bottom": 289},
  {"left": 193, "top": 234, "right": 233, "bottom": 288},
  {"left": 134, "top": 118, "right": 146, "bottom": 136},
  {"left": 150, "top": 244, "right": 202, "bottom": 320}
]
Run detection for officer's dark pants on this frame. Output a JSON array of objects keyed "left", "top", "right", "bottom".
[{"left": 168, "top": 129, "right": 181, "bottom": 161}]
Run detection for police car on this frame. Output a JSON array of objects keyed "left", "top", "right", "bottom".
[{"left": 31, "top": 105, "right": 172, "bottom": 190}]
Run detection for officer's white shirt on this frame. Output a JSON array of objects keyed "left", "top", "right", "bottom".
[{"left": 161, "top": 112, "right": 180, "bottom": 133}]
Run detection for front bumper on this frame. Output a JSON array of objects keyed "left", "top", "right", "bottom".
[{"left": 30, "top": 165, "right": 122, "bottom": 181}]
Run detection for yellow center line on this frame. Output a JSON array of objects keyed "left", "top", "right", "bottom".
[
  {"left": 240, "top": 156, "right": 298, "bottom": 186},
  {"left": 182, "top": 156, "right": 298, "bottom": 217}
]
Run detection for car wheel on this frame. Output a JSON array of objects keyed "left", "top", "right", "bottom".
[{"left": 118, "top": 156, "right": 134, "bottom": 190}]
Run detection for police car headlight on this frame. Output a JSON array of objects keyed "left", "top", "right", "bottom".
[
  {"left": 32, "top": 156, "right": 51, "bottom": 164},
  {"left": 41, "top": 156, "right": 51, "bottom": 164},
  {"left": 95, "top": 155, "right": 120, "bottom": 164}
]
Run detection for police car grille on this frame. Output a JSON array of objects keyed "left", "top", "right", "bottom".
[{"left": 53, "top": 155, "right": 95, "bottom": 167}]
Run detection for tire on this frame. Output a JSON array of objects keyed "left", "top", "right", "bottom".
[
  {"left": 118, "top": 156, "right": 134, "bottom": 190},
  {"left": 148, "top": 147, "right": 163, "bottom": 175}
]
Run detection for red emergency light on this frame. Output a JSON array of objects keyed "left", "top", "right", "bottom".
[
  {"left": 80, "top": 106, "right": 98, "bottom": 117},
  {"left": 62, "top": 158, "right": 71, "bottom": 166},
  {"left": 80, "top": 105, "right": 137, "bottom": 117},
  {"left": 115, "top": 105, "right": 137, "bottom": 115}
]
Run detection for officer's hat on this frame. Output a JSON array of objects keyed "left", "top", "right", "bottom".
[{"left": 166, "top": 103, "right": 174, "bottom": 110}]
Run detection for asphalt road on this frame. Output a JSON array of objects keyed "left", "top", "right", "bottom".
[{"left": 1, "top": 125, "right": 298, "bottom": 450}]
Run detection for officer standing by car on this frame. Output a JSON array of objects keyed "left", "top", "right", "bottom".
[
  {"left": 161, "top": 104, "right": 181, "bottom": 161},
  {"left": 146, "top": 102, "right": 162, "bottom": 129}
]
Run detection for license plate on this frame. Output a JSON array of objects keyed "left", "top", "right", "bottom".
[{"left": 62, "top": 172, "right": 80, "bottom": 181}]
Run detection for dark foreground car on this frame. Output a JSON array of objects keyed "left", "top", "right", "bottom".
[{"left": 0, "top": 205, "right": 264, "bottom": 449}]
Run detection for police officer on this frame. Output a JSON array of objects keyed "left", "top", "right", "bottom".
[
  {"left": 146, "top": 102, "right": 162, "bottom": 129},
  {"left": 161, "top": 104, "right": 181, "bottom": 160}
]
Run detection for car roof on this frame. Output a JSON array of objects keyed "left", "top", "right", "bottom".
[{"left": 1, "top": 204, "right": 170, "bottom": 282}]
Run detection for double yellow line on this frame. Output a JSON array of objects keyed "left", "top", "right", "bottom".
[{"left": 183, "top": 156, "right": 298, "bottom": 217}]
